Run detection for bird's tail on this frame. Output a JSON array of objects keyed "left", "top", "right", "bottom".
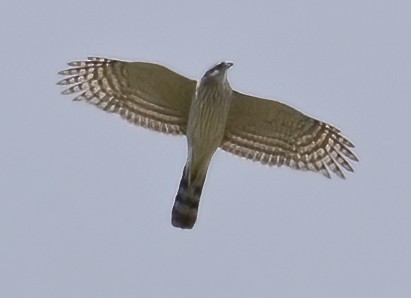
[{"left": 171, "top": 166, "right": 206, "bottom": 229}]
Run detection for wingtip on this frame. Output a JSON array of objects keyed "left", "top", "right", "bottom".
[
  {"left": 60, "top": 88, "right": 71, "bottom": 95},
  {"left": 56, "top": 78, "right": 68, "bottom": 85},
  {"left": 58, "top": 69, "right": 69, "bottom": 75},
  {"left": 321, "top": 169, "right": 331, "bottom": 179},
  {"left": 67, "top": 61, "right": 86, "bottom": 67}
]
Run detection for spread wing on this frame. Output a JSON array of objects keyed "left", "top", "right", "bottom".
[
  {"left": 58, "top": 57, "right": 196, "bottom": 134},
  {"left": 221, "top": 91, "right": 358, "bottom": 178}
]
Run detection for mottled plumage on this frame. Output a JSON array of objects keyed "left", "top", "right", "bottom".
[{"left": 58, "top": 57, "right": 358, "bottom": 229}]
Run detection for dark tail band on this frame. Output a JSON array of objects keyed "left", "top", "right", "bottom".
[{"left": 171, "top": 167, "right": 204, "bottom": 229}]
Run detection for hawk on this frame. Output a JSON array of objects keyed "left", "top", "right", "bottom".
[{"left": 58, "top": 57, "right": 358, "bottom": 229}]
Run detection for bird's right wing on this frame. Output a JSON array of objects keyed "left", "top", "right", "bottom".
[
  {"left": 221, "top": 91, "right": 358, "bottom": 178},
  {"left": 58, "top": 57, "right": 196, "bottom": 135}
]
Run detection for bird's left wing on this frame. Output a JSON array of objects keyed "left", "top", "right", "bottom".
[
  {"left": 221, "top": 91, "right": 358, "bottom": 178},
  {"left": 58, "top": 57, "right": 196, "bottom": 134}
]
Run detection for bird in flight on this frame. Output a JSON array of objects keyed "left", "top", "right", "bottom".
[{"left": 58, "top": 57, "right": 358, "bottom": 229}]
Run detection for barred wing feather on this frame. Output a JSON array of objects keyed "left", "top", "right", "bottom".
[
  {"left": 222, "top": 91, "right": 358, "bottom": 178},
  {"left": 58, "top": 57, "right": 196, "bottom": 134}
]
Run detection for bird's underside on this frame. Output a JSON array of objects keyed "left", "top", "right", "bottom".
[{"left": 58, "top": 57, "right": 358, "bottom": 228}]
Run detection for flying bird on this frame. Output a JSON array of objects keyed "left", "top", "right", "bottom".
[{"left": 58, "top": 57, "right": 358, "bottom": 229}]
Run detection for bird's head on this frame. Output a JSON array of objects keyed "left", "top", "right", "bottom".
[{"left": 202, "top": 61, "right": 234, "bottom": 82}]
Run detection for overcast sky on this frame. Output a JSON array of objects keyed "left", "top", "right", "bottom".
[{"left": 1, "top": 1, "right": 410, "bottom": 297}]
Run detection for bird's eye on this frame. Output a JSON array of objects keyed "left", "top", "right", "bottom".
[{"left": 205, "top": 68, "right": 220, "bottom": 78}]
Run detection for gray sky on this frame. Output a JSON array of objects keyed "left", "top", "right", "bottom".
[{"left": 1, "top": 0, "right": 410, "bottom": 297}]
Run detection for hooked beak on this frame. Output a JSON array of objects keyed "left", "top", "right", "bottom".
[{"left": 224, "top": 61, "right": 234, "bottom": 69}]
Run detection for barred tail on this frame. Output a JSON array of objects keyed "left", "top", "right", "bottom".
[{"left": 171, "top": 166, "right": 205, "bottom": 229}]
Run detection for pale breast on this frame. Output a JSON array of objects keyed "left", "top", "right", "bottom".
[{"left": 187, "top": 82, "right": 233, "bottom": 153}]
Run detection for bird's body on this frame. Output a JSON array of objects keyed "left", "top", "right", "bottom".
[
  {"left": 172, "top": 62, "right": 233, "bottom": 228},
  {"left": 58, "top": 57, "right": 358, "bottom": 229}
]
